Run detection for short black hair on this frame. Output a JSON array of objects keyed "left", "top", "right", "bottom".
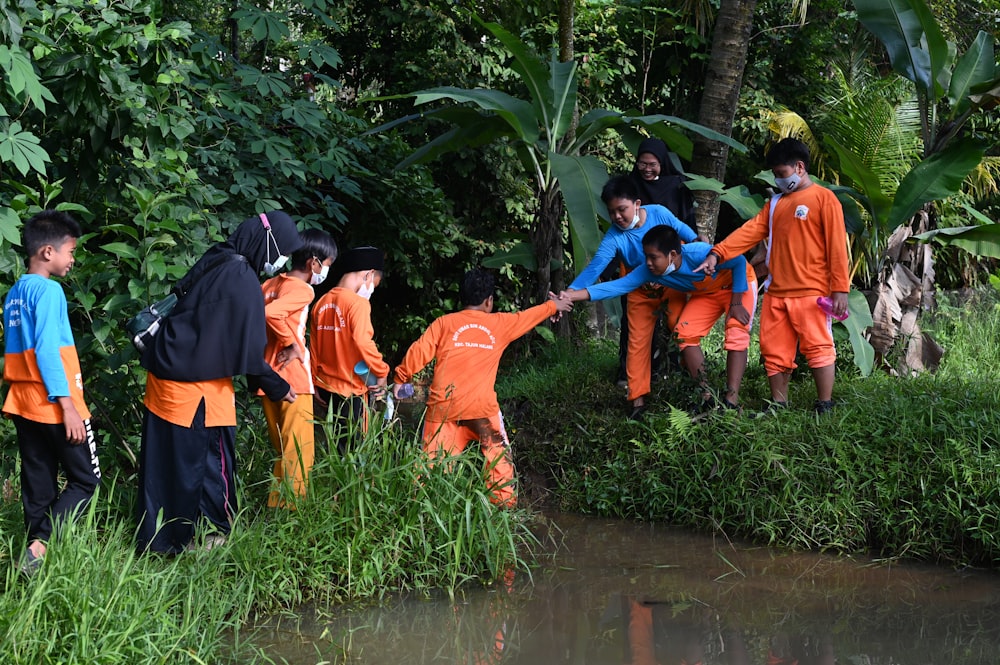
[
  {"left": 290, "top": 229, "right": 338, "bottom": 270},
  {"left": 641, "top": 225, "right": 682, "bottom": 255},
  {"left": 460, "top": 268, "right": 495, "bottom": 307},
  {"left": 765, "top": 137, "right": 811, "bottom": 171},
  {"left": 601, "top": 174, "right": 640, "bottom": 204},
  {"left": 23, "top": 210, "right": 81, "bottom": 259}
]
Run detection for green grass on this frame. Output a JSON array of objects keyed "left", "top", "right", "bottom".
[
  {"left": 505, "top": 288, "right": 1000, "bottom": 566},
  {"left": 3, "top": 288, "right": 1000, "bottom": 661},
  {"left": 0, "top": 416, "right": 531, "bottom": 664}
]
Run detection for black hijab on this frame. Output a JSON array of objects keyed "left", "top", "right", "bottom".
[
  {"left": 630, "top": 137, "right": 696, "bottom": 226},
  {"left": 141, "top": 211, "right": 303, "bottom": 400}
]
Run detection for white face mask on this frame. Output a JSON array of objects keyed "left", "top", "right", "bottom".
[
  {"left": 263, "top": 229, "right": 288, "bottom": 275},
  {"left": 357, "top": 278, "right": 375, "bottom": 300},
  {"left": 310, "top": 263, "right": 329, "bottom": 286},
  {"left": 661, "top": 262, "right": 677, "bottom": 277},
  {"left": 624, "top": 212, "right": 641, "bottom": 230}
]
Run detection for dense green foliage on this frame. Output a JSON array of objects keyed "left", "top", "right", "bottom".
[
  {"left": 506, "top": 288, "right": 1000, "bottom": 567},
  {"left": 0, "top": 419, "right": 530, "bottom": 663}
]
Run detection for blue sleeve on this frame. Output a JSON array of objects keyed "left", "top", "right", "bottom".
[
  {"left": 34, "top": 284, "right": 72, "bottom": 400},
  {"left": 585, "top": 266, "right": 652, "bottom": 301},
  {"left": 646, "top": 204, "right": 697, "bottom": 243},
  {"left": 717, "top": 254, "right": 748, "bottom": 293},
  {"left": 569, "top": 232, "right": 621, "bottom": 290}
]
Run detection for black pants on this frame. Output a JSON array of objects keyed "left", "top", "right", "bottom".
[
  {"left": 314, "top": 389, "right": 366, "bottom": 455},
  {"left": 14, "top": 415, "right": 101, "bottom": 543},
  {"left": 136, "top": 401, "right": 236, "bottom": 554}
]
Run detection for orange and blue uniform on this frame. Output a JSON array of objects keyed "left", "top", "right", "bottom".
[
  {"left": 3, "top": 273, "right": 101, "bottom": 543},
  {"left": 584, "top": 243, "right": 757, "bottom": 400}
]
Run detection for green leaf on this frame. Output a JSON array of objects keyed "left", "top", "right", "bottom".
[
  {"left": 550, "top": 153, "right": 608, "bottom": 270},
  {"left": 911, "top": 223, "right": 1000, "bottom": 259},
  {"left": 852, "top": 0, "right": 950, "bottom": 99},
  {"left": 842, "top": 290, "right": 875, "bottom": 377},
  {"left": 100, "top": 242, "right": 141, "bottom": 260},
  {"left": 533, "top": 325, "right": 556, "bottom": 343},
  {"left": 948, "top": 31, "right": 995, "bottom": 115},
  {"left": 412, "top": 87, "right": 539, "bottom": 144},
  {"left": 479, "top": 20, "right": 554, "bottom": 128},
  {"left": 482, "top": 241, "right": 537, "bottom": 271},
  {"left": 0, "top": 122, "right": 50, "bottom": 176},
  {"left": 887, "top": 137, "right": 987, "bottom": 228},
  {"left": 825, "top": 137, "right": 893, "bottom": 224},
  {"left": 0, "top": 207, "right": 22, "bottom": 245}
]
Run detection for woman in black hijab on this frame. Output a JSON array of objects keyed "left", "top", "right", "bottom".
[
  {"left": 630, "top": 137, "right": 696, "bottom": 225},
  {"left": 136, "top": 211, "right": 303, "bottom": 554}
]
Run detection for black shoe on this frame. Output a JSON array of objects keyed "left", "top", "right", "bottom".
[
  {"left": 813, "top": 399, "right": 835, "bottom": 414},
  {"left": 627, "top": 405, "right": 647, "bottom": 421}
]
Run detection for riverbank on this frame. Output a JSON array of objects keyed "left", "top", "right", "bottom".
[
  {"left": 505, "top": 287, "right": 1000, "bottom": 566},
  {"left": 2, "top": 289, "right": 997, "bottom": 662}
]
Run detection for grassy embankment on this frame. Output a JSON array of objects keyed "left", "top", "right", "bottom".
[
  {"left": 1, "top": 288, "right": 998, "bottom": 662},
  {"left": 506, "top": 288, "right": 1000, "bottom": 566},
  {"left": 0, "top": 420, "right": 530, "bottom": 663}
]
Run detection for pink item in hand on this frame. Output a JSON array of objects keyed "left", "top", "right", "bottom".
[{"left": 817, "top": 296, "right": 848, "bottom": 321}]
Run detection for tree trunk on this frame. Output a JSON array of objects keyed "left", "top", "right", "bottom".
[
  {"left": 531, "top": 187, "right": 566, "bottom": 303},
  {"left": 689, "top": 0, "right": 758, "bottom": 241}
]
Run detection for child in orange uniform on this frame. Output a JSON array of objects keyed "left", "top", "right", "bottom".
[
  {"left": 560, "top": 225, "right": 756, "bottom": 413},
  {"left": 697, "top": 138, "right": 850, "bottom": 413},
  {"left": 3, "top": 211, "right": 102, "bottom": 575},
  {"left": 392, "top": 269, "right": 572, "bottom": 506},
  {"left": 310, "top": 246, "right": 388, "bottom": 453},
  {"left": 260, "top": 229, "right": 337, "bottom": 507}
]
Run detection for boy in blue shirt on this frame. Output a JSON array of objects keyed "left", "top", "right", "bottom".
[
  {"left": 2, "top": 210, "right": 101, "bottom": 574},
  {"left": 568, "top": 175, "right": 698, "bottom": 417},
  {"left": 560, "top": 225, "right": 757, "bottom": 416}
]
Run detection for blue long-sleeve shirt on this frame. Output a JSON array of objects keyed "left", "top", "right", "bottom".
[
  {"left": 568, "top": 204, "right": 697, "bottom": 290},
  {"left": 585, "top": 243, "right": 749, "bottom": 301}
]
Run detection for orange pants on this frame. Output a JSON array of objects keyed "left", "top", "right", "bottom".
[
  {"left": 625, "top": 286, "right": 686, "bottom": 401},
  {"left": 675, "top": 279, "right": 758, "bottom": 351},
  {"left": 759, "top": 294, "right": 836, "bottom": 375},
  {"left": 262, "top": 394, "right": 315, "bottom": 508},
  {"left": 422, "top": 411, "right": 516, "bottom": 507}
]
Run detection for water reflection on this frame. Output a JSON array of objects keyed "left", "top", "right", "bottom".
[{"left": 255, "top": 513, "right": 1000, "bottom": 664}]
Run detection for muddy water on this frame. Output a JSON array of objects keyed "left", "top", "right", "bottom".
[{"left": 254, "top": 512, "right": 1000, "bottom": 664}]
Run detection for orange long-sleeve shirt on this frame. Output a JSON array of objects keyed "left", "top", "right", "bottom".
[
  {"left": 393, "top": 301, "right": 557, "bottom": 422},
  {"left": 310, "top": 287, "right": 389, "bottom": 397},
  {"left": 260, "top": 274, "right": 314, "bottom": 395},
  {"left": 712, "top": 184, "right": 850, "bottom": 297}
]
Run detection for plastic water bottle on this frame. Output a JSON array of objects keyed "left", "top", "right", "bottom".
[
  {"left": 353, "top": 360, "right": 380, "bottom": 386},
  {"left": 817, "top": 296, "right": 848, "bottom": 321}
]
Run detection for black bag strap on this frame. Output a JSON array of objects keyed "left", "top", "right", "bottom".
[{"left": 173, "top": 253, "right": 247, "bottom": 298}]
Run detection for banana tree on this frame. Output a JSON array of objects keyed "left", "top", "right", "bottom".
[
  {"left": 370, "top": 19, "right": 745, "bottom": 302},
  {"left": 852, "top": 0, "right": 1000, "bottom": 373}
]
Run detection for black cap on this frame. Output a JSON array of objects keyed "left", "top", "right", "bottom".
[{"left": 337, "top": 246, "right": 384, "bottom": 274}]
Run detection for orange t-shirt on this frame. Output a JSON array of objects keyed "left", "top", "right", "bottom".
[
  {"left": 393, "top": 301, "right": 557, "bottom": 422},
  {"left": 310, "top": 287, "right": 389, "bottom": 397},
  {"left": 713, "top": 184, "right": 850, "bottom": 297},
  {"left": 144, "top": 373, "right": 236, "bottom": 428},
  {"left": 259, "top": 274, "right": 314, "bottom": 395}
]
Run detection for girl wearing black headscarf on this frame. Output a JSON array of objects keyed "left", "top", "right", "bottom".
[
  {"left": 136, "top": 211, "right": 303, "bottom": 554},
  {"left": 630, "top": 137, "right": 696, "bottom": 225}
]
